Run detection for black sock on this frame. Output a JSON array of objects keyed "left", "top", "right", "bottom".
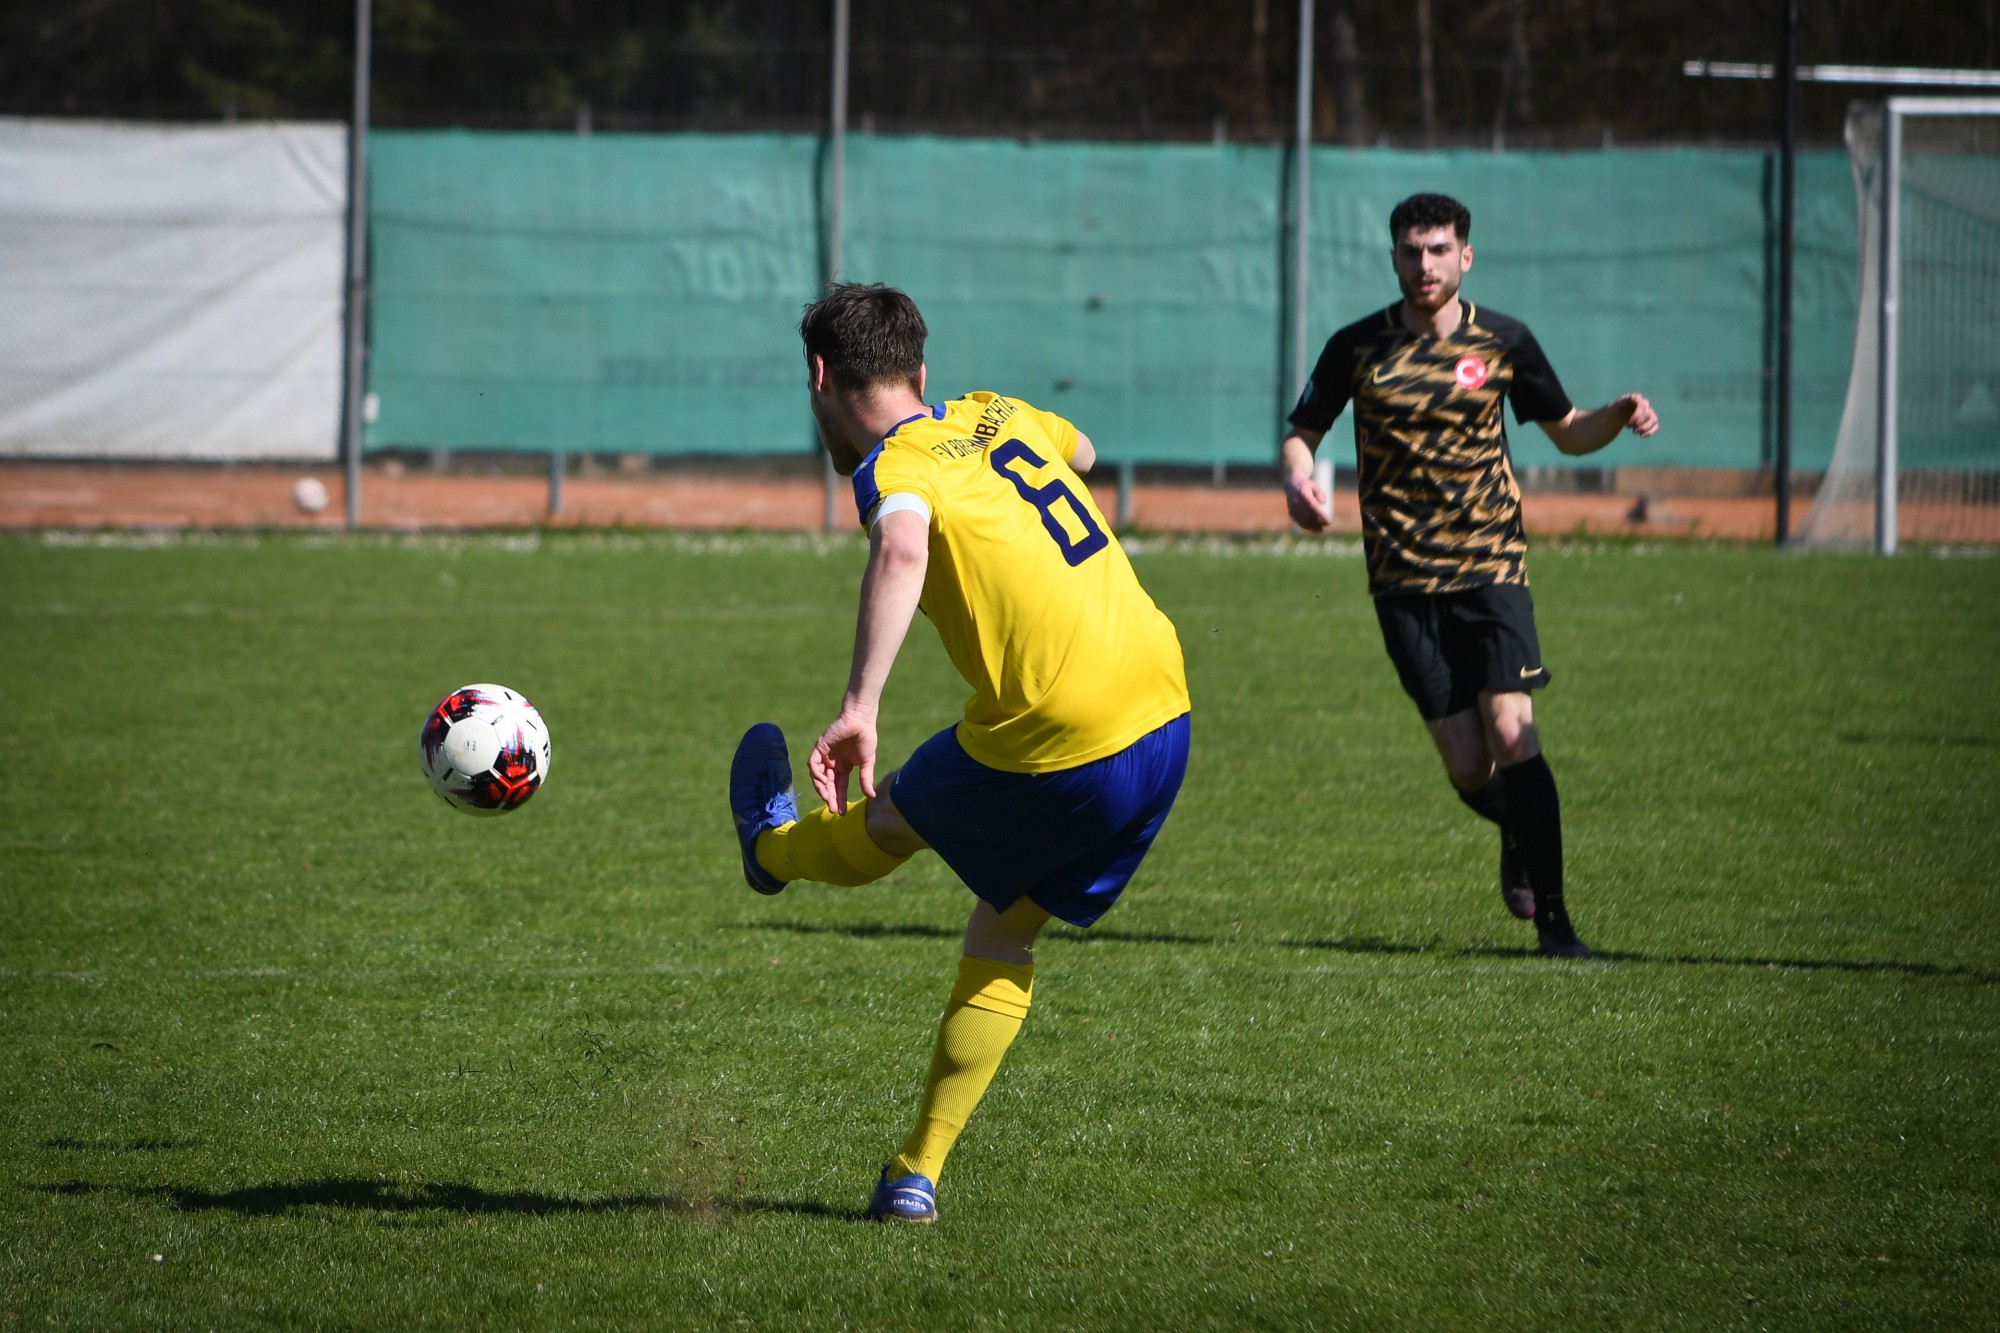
[
  {"left": 1498, "top": 754, "right": 1563, "bottom": 912},
  {"left": 1454, "top": 770, "right": 1509, "bottom": 829}
]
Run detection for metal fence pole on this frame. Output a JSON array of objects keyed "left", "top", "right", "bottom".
[
  {"left": 821, "top": 0, "right": 850, "bottom": 534},
  {"left": 1291, "top": 0, "right": 1316, "bottom": 413},
  {"left": 1297, "top": 0, "right": 1333, "bottom": 508},
  {"left": 1774, "top": 0, "right": 1797, "bottom": 546},
  {"left": 340, "top": 0, "right": 372, "bottom": 530}
]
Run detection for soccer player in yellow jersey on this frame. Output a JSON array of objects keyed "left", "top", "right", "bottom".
[{"left": 727, "top": 282, "right": 1192, "bottom": 1223}]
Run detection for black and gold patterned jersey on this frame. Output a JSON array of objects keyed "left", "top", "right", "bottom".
[{"left": 1289, "top": 302, "right": 1572, "bottom": 596}]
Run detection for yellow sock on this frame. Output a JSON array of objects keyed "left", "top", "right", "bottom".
[
  {"left": 890, "top": 956, "right": 1035, "bottom": 1183},
  {"left": 755, "top": 799, "right": 910, "bottom": 887}
]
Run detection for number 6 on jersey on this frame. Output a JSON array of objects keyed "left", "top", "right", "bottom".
[{"left": 988, "top": 438, "right": 1108, "bottom": 567}]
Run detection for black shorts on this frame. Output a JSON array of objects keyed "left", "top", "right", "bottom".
[{"left": 1372, "top": 583, "right": 1550, "bottom": 721}]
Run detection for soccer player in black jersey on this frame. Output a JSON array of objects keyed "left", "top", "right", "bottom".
[{"left": 1280, "top": 192, "right": 1658, "bottom": 958}]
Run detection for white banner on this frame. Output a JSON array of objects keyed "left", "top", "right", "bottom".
[{"left": 0, "top": 118, "right": 346, "bottom": 460}]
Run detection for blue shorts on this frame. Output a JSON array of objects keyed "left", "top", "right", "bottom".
[{"left": 889, "top": 714, "right": 1191, "bottom": 928}]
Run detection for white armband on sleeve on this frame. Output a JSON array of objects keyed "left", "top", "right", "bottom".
[{"left": 865, "top": 492, "right": 932, "bottom": 529}]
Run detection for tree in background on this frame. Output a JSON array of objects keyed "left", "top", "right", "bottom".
[{"left": 0, "top": 0, "right": 1982, "bottom": 146}]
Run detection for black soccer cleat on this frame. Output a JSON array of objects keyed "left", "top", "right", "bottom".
[
  {"left": 1499, "top": 834, "right": 1536, "bottom": 921},
  {"left": 1534, "top": 900, "right": 1592, "bottom": 959}
]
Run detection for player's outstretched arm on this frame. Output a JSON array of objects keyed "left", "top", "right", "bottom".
[
  {"left": 1280, "top": 427, "right": 1334, "bottom": 531},
  {"left": 809, "top": 508, "right": 930, "bottom": 813},
  {"left": 1538, "top": 393, "right": 1660, "bottom": 456}
]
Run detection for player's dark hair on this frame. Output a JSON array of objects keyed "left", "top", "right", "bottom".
[
  {"left": 799, "top": 282, "right": 927, "bottom": 392},
  {"left": 1389, "top": 193, "right": 1472, "bottom": 242}
]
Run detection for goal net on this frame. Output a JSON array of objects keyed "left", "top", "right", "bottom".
[{"left": 1795, "top": 99, "right": 2000, "bottom": 550}]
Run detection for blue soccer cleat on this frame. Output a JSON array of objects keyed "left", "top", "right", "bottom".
[
  {"left": 730, "top": 722, "right": 798, "bottom": 895},
  {"left": 868, "top": 1165, "right": 937, "bottom": 1223}
]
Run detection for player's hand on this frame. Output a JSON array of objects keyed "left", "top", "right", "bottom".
[
  {"left": 1283, "top": 471, "right": 1334, "bottom": 532},
  {"left": 808, "top": 704, "right": 879, "bottom": 814},
  {"left": 1619, "top": 393, "right": 1660, "bottom": 437}
]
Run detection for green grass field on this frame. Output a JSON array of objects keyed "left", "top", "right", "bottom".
[{"left": 3, "top": 530, "right": 1997, "bottom": 1329}]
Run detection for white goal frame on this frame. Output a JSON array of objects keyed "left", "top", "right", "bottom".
[{"left": 1866, "top": 96, "right": 2000, "bottom": 553}]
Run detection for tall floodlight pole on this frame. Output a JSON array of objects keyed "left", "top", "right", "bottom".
[
  {"left": 1291, "top": 0, "right": 1315, "bottom": 407},
  {"left": 1774, "top": 0, "right": 1797, "bottom": 546},
  {"left": 821, "top": 0, "right": 850, "bottom": 533},
  {"left": 341, "top": 0, "right": 372, "bottom": 531}
]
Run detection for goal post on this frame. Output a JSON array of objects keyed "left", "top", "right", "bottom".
[{"left": 1795, "top": 97, "right": 2000, "bottom": 552}]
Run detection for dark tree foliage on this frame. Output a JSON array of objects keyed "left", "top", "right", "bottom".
[{"left": 1, "top": 0, "right": 1986, "bottom": 146}]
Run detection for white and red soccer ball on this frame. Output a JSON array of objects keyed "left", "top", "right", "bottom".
[{"left": 419, "top": 683, "right": 552, "bottom": 815}]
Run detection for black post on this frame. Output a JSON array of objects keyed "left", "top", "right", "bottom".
[
  {"left": 821, "top": 0, "right": 850, "bottom": 533},
  {"left": 1775, "top": 0, "right": 1798, "bottom": 546},
  {"left": 341, "top": 0, "right": 372, "bottom": 530}
]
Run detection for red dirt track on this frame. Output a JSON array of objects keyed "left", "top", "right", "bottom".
[{"left": 2, "top": 464, "right": 1795, "bottom": 541}]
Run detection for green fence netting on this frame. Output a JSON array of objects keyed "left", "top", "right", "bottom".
[
  {"left": 368, "top": 131, "right": 821, "bottom": 457},
  {"left": 1896, "top": 147, "right": 2000, "bottom": 471},
  {"left": 367, "top": 131, "right": 1857, "bottom": 469}
]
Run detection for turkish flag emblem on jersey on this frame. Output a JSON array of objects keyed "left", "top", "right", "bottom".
[{"left": 1454, "top": 356, "right": 1490, "bottom": 391}]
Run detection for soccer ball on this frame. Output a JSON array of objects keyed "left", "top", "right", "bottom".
[
  {"left": 292, "top": 476, "right": 329, "bottom": 514},
  {"left": 419, "top": 684, "right": 552, "bottom": 815}
]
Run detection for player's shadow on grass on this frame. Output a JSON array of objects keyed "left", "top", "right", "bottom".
[
  {"left": 1296, "top": 935, "right": 1999, "bottom": 983},
  {"left": 36, "top": 1178, "right": 868, "bottom": 1223},
  {"left": 1839, "top": 731, "right": 1999, "bottom": 748},
  {"left": 759, "top": 920, "right": 961, "bottom": 944},
  {"left": 757, "top": 920, "right": 1219, "bottom": 948}
]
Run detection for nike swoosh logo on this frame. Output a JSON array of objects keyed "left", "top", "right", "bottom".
[{"left": 1519, "top": 666, "right": 1545, "bottom": 678}]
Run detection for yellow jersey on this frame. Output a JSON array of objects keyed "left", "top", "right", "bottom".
[{"left": 852, "top": 392, "right": 1190, "bottom": 774}]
